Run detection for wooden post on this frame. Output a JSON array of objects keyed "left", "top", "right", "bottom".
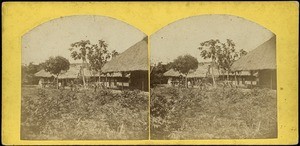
[
  {"left": 234, "top": 72, "right": 237, "bottom": 87},
  {"left": 105, "top": 74, "right": 108, "bottom": 88},
  {"left": 121, "top": 72, "right": 124, "bottom": 90},
  {"left": 250, "top": 71, "right": 253, "bottom": 89}
]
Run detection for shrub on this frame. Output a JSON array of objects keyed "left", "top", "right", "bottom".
[
  {"left": 21, "top": 87, "right": 148, "bottom": 140},
  {"left": 150, "top": 86, "right": 277, "bottom": 139}
]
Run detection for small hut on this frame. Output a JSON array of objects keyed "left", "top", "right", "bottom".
[
  {"left": 231, "top": 36, "right": 276, "bottom": 89},
  {"left": 102, "top": 37, "right": 148, "bottom": 91},
  {"left": 34, "top": 69, "right": 54, "bottom": 87}
]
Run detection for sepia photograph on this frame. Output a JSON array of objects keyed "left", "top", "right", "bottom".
[
  {"left": 150, "top": 14, "right": 277, "bottom": 140},
  {"left": 2, "top": 2, "right": 298, "bottom": 145},
  {"left": 21, "top": 15, "right": 149, "bottom": 140}
]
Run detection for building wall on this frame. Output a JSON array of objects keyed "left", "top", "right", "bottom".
[
  {"left": 130, "top": 71, "right": 149, "bottom": 91},
  {"left": 258, "top": 69, "right": 277, "bottom": 89}
]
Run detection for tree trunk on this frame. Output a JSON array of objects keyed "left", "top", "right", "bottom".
[
  {"left": 227, "top": 71, "right": 230, "bottom": 81},
  {"left": 56, "top": 75, "right": 59, "bottom": 89},
  {"left": 105, "top": 74, "right": 108, "bottom": 88},
  {"left": 82, "top": 61, "right": 86, "bottom": 89},
  {"left": 234, "top": 72, "right": 237, "bottom": 87},
  {"left": 217, "top": 69, "right": 222, "bottom": 81},
  {"left": 98, "top": 70, "right": 101, "bottom": 88},
  {"left": 185, "top": 74, "right": 188, "bottom": 88},
  {"left": 211, "top": 61, "right": 216, "bottom": 87},
  {"left": 250, "top": 71, "right": 253, "bottom": 88},
  {"left": 121, "top": 72, "right": 124, "bottom": 90}
]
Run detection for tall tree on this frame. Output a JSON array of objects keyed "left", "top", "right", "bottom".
[
  {"left": 217, "top": 39, "right": 247, "bottom": 81},
  {"left": 69, "top": 40, "right": 91, "bottom": 88},
  {"left": 87, "top": 40, "right": 115, "bottom": 87},
  {"left": 172, "top": 54, "right": 198, "bottom": 88},
  {"left": 198, "top": 39, "right": 222, "bottom": 87},
  {"left": 44, "top": 56, "right": 70, "bottom": 89}
]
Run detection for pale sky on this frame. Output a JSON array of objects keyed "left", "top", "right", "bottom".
[
  {"left": 22, "top": 15, "right": 146, "bottom": 65},
  {"left": 150, "top": 14, "right": 275, "bottom": 64}
]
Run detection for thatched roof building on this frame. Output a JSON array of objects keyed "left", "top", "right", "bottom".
[
  {"left": 231, "top": 36, "right": 276, "bottom": 71},
  {"left": 231, "top": 36, "right": 276, "bottom": 89},
  {"left": 102, "top": 37, "right": 148, "bottom": 73},
  {"left": 101, "top": 37, "right": 148, "bottom": 91}
]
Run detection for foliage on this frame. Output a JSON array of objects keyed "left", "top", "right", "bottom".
[
  {"left": 69, "top": 40, "right": 91, "bottom": 62},
  {"left": 198, "top": 39, "right": 248, "bottom": 82},
  {"left": 111, "top": 50, "right": 119, "bottom": 58},
  {"left": 87, "top": 40, "right": 110, "bottom": 72},
  {"left": 198, "top": 39, "right": 222, "bottom": 86},
  {"left": 69, "top": 40, "right": 118, "bottom": 84},
  {"left": 22, "top": 62, "right": 44, "bottom": 85},
  {"left": 150, "top": 87, "right": 277, "bottom": 139},
  {"left": 69, "top": 40, "right": 92, "bottom": 87},
  {"left": 44, "top": 56, "right": 70, "bottom": 77},
  {"left": 217, "top": 39, "right": 248, "bottom": 78},
  {"left": 150, "top": 62, "right": 172, "bottom": 87},
  {"left": 172, "top": 54, "right": 198, "bottom": 87},
  {"left": 21, "top": 87, "right": 148, "bottom": 140},
  {"left": 172, "top": 54, "right": 198, "bottom": 75}
]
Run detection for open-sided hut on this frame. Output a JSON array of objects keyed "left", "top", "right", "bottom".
[
  {"left": 231, "top": 36, "right": 276, "bottom": 89},
  {"left": 102, "top": 37, "right": 148, "bottom": 91}
]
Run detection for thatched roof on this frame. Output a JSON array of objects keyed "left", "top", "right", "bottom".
[
  {"left": 58, "top": 64, "right": 81, "bottom": 79},
  {"left": 163, "top": 62, "right": 220, "bottom": 78},
  {"left": 163, "top": 69, "right": 181, "bottom": 77},
  {"left": 231, "top": 36, "right": 276, "bottom": 71},
  {"left": 34, "top": 69, "right": 53, "bottom": 78},
  {"left": 102, "top": 37, "right": 148, "bottom": 73}
]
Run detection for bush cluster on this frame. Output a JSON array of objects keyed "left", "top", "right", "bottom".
[
  {"left": 150, "top": 87, "right": 277, "bottom": 139},
  {"left": 21, "top": 87, "right": 148, "bottom": 140}
]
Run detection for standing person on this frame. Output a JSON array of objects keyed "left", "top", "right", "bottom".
[
  {"left": 187, "top": 80, "right": 191, "bottom": 88},
  {"left": 58, "top": 82, "right": 61, "bottom": 89},
  {"left": 38, "top": 78, "right": 44, "bottom": 88}
]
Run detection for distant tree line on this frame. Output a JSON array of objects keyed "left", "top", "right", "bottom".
[{"left": 22, "top": 62, "right": 44, "bottom": 85}]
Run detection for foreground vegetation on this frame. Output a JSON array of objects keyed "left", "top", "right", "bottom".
[
  {"left": 21, "top": 87, "right": 148, "bottom": 140},
  {"left": 150, "top": 86, "right": 277, "bottom": 139}
]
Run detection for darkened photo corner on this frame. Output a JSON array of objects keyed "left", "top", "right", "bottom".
[
  {"left": 150, "top": 15, "right": 277, "bottom": 140},
  {"left": 21, "top": 15, "right": 148, "bottom": 140}
]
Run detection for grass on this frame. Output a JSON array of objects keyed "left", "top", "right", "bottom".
[
  {"left": 150, "top": 86, "right": 277, "bottom": 139},
  {"left": 21, "top": 86, "right": 148, "bottom": 140}
]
